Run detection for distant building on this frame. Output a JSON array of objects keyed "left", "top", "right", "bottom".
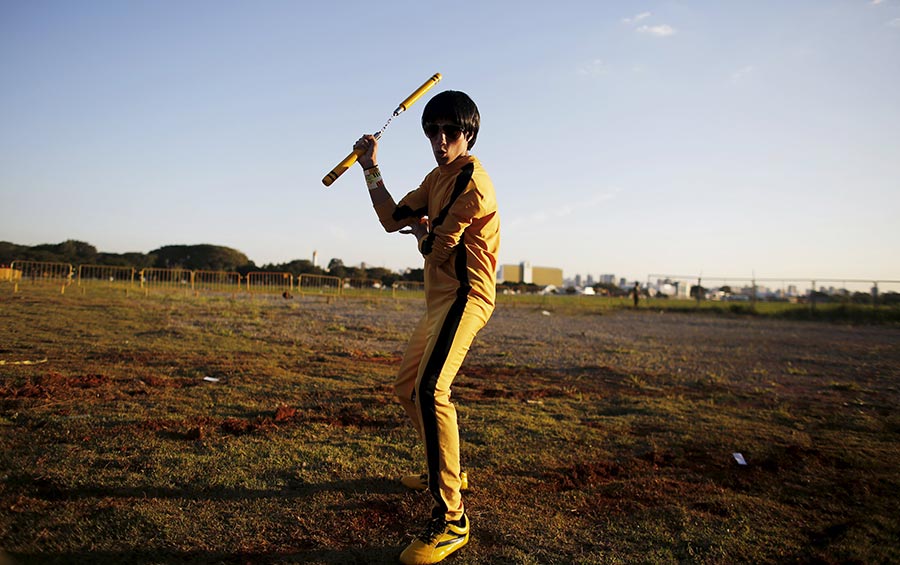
[
  {"left": 497, "top": 261, "right": 563, "bottom": 287},
  {"left": 521, "top": 261, "right": 533, "bottom": 284},
  {"left": 600, "top": 274, "right": 616, "bottom": 285},
  {"left": 533, "top": 267, "right": 563, "bottom": 286}
]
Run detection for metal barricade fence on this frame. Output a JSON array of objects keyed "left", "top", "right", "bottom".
[
  {"left": 10, "top": 261, "right": 73, "bottom": 292},
  {"left": 392, "top": 280, "right": 426, "bottom": 299},
  {"left": 1, "top": 267, "right": 22, "bottom": 283},
  {"left": 78, "top": 265, "right": 136, "bottom": 288},
  {"left": 140, "top": 268, "right": 193, "bottom": 291},
  {"left": 194, "top": 270, "right": 242, "bottom": 293},
  {"left": 246, "top": 271, "right": 293, "bottom": 294},
  {"left": 341, "top": 278, "right": 386, "bottom": 298},
  {"left": 297, "top": 274, "right": 341, "bottom": 296}
]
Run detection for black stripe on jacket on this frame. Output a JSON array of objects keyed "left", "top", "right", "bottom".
[{"left": 421, "top": 163, "right": 475, "bottom": 257}]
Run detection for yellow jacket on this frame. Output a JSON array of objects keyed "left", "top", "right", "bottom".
[{"left": 374, "top": 155, "right": 499, "bottom": 308}]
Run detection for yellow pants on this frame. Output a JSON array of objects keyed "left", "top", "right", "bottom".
[{"left": 394, "top": 295, "right": 492, "bottom": 522}]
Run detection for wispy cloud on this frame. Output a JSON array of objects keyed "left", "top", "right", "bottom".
[
  {"left": 623, "top": 11, "right": 676, "bottom": 37},
  {"left": 731, "top": 65, "right": 755, "bottom": 84},
  {"left": 889, "top": 17, "right": 900, "bottom": 27},
  {"left": 870, "top": 0, "right": 884, "bottom": 5},
  {"left": 637, "top": 24, "right": 676, "bottom": 37},
  {"left": 577, "top": 59, "right": 606, "bottom": 77},
  {"left": 622, "top": 12, "right": 651, "bottom": 24},
  {"left": 505, "top": 188, "right": 622, "bottom": 230}
]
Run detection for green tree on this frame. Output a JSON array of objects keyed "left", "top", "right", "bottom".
[
  {"left": 150, "top": 244, "right": 252, "bottom": 271},
  {"left": 851, "top": 292, "right": 871, "bottom": 304},
  {"left": 1, "top": 240, "right": 99, "bottom": 264},
  {"left": 365, "top": 266, "right": 397, "bottom": 286},
  {"left": 0, "top": 241, "right": 28, "bottom": 265},
  {"left": 96, "top": 252, "right": 157, "bottom": 268},
  {"left": 29, "top": 240, "right": 98, "bottom": 263},
  {"left": 263, "top": 259, "right": 323, "bottom": 277},
  {"left": 400, "top": 268, "right": 424, "bottom": 282},
  {"left": 327, "top": 258, "right": 348, "bottom": 278},
  {"left": 881, "top": 291, "right": 900, "bottom": 306},
  {"left": 690, "top": 285, "right": 706, "bottom": 299}
]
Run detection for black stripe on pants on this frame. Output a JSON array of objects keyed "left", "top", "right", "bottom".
[{"left": 418, "top": 291, "right": 468, "bottom": 519}]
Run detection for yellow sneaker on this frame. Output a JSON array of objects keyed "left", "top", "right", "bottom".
[
  {"left": 399, "top": 514, "right": 469, "bottom": 565},
  {"left": 401, "top": 471, "right": 468, "bottom": 491}
]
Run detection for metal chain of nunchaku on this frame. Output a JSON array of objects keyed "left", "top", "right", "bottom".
[
  {"left": 375, "top": 113, "right": 396, "bottom": 140},
  {"left": 322, "top": 73, "right": 442, "bottom": 187}
]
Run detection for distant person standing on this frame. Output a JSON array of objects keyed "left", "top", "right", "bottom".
[{"left": 631, "top": 282, "right": 641, "bottom": 308}]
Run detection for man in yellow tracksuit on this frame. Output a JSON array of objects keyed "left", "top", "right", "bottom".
[{"left": 353, "top": 90, "right": 499, "bottom": 565}]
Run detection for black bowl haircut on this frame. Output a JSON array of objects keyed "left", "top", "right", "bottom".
[{"left": 421, "top": 91, "right": 480, "bottom": 149}]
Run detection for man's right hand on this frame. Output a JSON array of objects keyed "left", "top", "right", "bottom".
[{"left": 354, "top": 134, "right": 378, "bottom": 169}]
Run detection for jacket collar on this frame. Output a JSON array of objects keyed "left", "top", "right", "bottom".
[{"left": 438, "top": 154, "right": 476, "bottom": 175}]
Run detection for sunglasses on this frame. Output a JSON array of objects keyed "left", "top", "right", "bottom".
[{"left": 423, "top": 123, "right": 465, "bottom": 141}]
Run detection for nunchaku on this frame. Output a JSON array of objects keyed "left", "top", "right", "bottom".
[{"left": 322, "top": 73, "right": 442, "bottom": 187}]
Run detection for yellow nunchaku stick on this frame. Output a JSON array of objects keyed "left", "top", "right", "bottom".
[{"left": 322, "top": 73, "right": 442, "bottom": 187}]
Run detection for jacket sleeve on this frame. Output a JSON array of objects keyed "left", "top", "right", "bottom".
[
  {"left": 421, "top": 183, "right": 484, "bottom": 265},
  {"left": 372, "top": 183, "right": 429, "bottom": 233}
]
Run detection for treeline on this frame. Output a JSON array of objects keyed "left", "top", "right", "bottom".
[{"left": 0, "top": 240, "right": 424, "bottom": 284}]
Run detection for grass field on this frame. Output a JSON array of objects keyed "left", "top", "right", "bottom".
[{"left": 1, "top": 287, "right": 899, "bottom": 564}]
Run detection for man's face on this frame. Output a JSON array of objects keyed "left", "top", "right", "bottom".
[{"left": 425, "top": 121, "right": 469, "bottom": 166}]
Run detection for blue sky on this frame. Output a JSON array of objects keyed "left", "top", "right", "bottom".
[{"left": 2, "top": 0, "right": 899, "bottom": 284}]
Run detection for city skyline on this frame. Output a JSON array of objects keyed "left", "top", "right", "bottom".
[{"left": 3, "top": 237, "right": 896, "bottom": 295}]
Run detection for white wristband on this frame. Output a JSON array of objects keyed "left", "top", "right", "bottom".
[{"left": 364, "top": 167, "right": 383, "bottom": 191}]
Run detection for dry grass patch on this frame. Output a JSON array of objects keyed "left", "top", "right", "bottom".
[{"left": 1, "top": 288, "right": 899, "bottom": 563}]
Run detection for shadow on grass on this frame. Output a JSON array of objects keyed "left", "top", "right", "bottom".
[
  {"left": 6, "top": 474, "right": 406, "bottom": 502},
  {"left": 6, "top": 547, "right": 403, "bottom": 565},
  {"left": 4, "top": 477, "right": 413, "bottom": 564}
]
